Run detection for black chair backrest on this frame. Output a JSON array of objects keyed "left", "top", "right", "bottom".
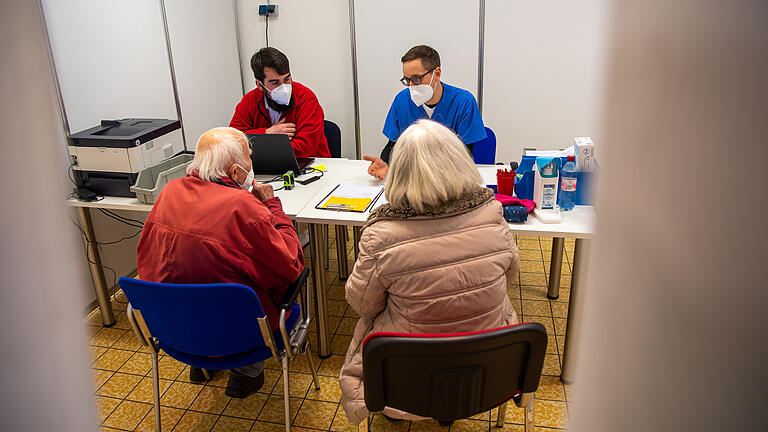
[
  {"left": 362, "top": 323, "right": 547, "bottom": 422},
  {"left": 324, "top": 120, "right": 341, "bottom": 158}
]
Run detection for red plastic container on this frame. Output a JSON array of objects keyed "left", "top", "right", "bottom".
[{"left": 497, "top": 169, "right": 516, "bottom": 196}]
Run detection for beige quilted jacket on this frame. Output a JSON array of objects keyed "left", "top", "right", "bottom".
[{"left": 338, "top": 187, "right": 520, "bottom": 424}]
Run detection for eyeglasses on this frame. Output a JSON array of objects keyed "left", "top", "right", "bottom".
[{"left": 400, "top": 67, "right": 436, "bottom": 86}]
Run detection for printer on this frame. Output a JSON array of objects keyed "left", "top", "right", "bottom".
[{"left": 68, "top": 118, "right": 184, "bottom": 197}]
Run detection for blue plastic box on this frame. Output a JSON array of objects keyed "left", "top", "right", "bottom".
[{"left": 514, "top": 156, "right": 597, "bottom": 205}]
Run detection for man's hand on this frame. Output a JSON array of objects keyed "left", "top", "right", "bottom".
[
  {"left": 251, "top": 181, "right": 275, "bottom": 202},
  {"left": 265, "top": 118, "right": 296, "bottom": 139},
  {"left": 363, "top": 156, "right": 388, "bottom": 180}
]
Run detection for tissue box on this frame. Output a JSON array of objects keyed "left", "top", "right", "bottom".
[{"left": 574, "top": 137, "right": 595, "bottom": 172}]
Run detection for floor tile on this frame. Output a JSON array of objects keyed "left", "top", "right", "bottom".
[
  {"left": 189, "top": 385, "right": 230, "bottom": 414},
  {"left": 126, "top": 376, "right": 173, "bottom": 404},
  {"left": 96, "top": 372, "right": 143, "bottom": 398},
  {"left": 172, "top": 410, "right": 218, "bottom": 431},
  {"left": 554, "top": 318, "right": 567, "bottom": 336},
  {"left": 520, "top": 285, "right": 548, "bottom": 300},
  {"left": 519, "top": 260, "right": 544, "bottom": 273},
  {"left": 330, "top": 404, "right": 362, "bottom": 431},
  {"left": 343, "top": 307, "right": 360, "bottom": 319},
  {"left": 317, "top": 355, "right": 346, "bottom": 377},
  {"left": 305, "top": 375, "right": 343, "bottom": 403},
  {"left": 102, "top": 400, "right": 153, "bottom": 430},
  {"left": 522, "top": 315, "right": 555, "bottom": 335},
  {"left": 542, "top": 354, "right": 562, "bottom": 376},
  {"left": 160, "top": 381, "right": 204, "bottom": 409},
  {"left": 112, "top": 311, "right": 133, "bottom": 330},
  {"left": 534, "top": 399, "right": 569, "bottom": 429},
  {"left": 272, "top": 371, "right": 315, "bottom": 398},
  {"left": 328, "top": 299, "right": 349, "bottom": 316},
  {"left": 118, "top": 352, "right": 153, "bottom": 376},
  {"left": 135, "top": 406, "right": 185, "bottom": 432},
  {"left": 520, "top": 272, "right": 547, "bottom": 286},
  {"left": 449, "top": 418, "right": 493, "bottom": 431},
  {"left": 535, "top": 376, "right": 566, "bottom": 401},
  {"left": 211, "top": 415, "right": 254, "bottom": 431},
  {"left": 89, "top": 345, "right": 108, "bottom": 364},
  {"left": 409, "top": 419, "right": 449, "bottom": 431},
  {"left": 222, "top": 391, "right": 268, "bottom": 419},
  {"left": 516, "top": 238, "right": 541, "bottom": 250},
  {"left": 550, "top": 302, "right": 569, "bottom": 318},
  {"left": 252, "top": 420, "right": 296, "bottom": 431},
  {"left": 90, "top": 327, "right": 128, "bottom": 348},
  {"left": 92, "top": 369, "right": 114, "bottom": 393},
  {"left": 112, "top": 331, "right": 144, "bottom": 351},
  {"left": 522, "top": 300, "right": 552, "bottom": 317},
  {"left": 332, "top": 334, "right": 353, "bottom": 355},
  {"left": 156, "top": 355, "right": 187, "bottom": 380},
  {"left": 290, "top": 351, "right": 323, "bottom": 374},
  {"left": 94, "top": 396, "right": 121, "bottom": 423},
  {"left": 518, "top": 249, "right": 544, "bottom": 261},
  {"left": 256, "top": 394, "right": 302, "bottom": 424},
  {"left": 293, "top": 399, "right": 338, "bottom": 429},
  {"left": 328, "top": 284, "right": 346, "bottom": 301},
  {"left": 92, "top": 348, "right": 134, "bottom": 371}
]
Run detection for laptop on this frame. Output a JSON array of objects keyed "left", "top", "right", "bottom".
[{"left": 246, "top": 134, "right": 314, "bottom": 176}]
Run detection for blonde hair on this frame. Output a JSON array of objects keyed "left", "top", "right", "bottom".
[
  {"left": 186, "top": 127, "right": 250, "bottom": 181},
  {"left": 385, "top": 120, "right": 483, "bottom": 211}
]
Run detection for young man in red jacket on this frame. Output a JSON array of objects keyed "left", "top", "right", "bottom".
[
  {"left": 137, "top": 127, "right": 304, "bottom": 398},
  {"left": 230, "top": 47, "right": 331, "bottom": 158}
]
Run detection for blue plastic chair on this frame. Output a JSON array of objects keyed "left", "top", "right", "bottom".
[
  {"left": 118, "top": 268, "right": 318, "bottom": 432},
  {"left": 473, "top": 127, "right": 497, "bottom": 165}
]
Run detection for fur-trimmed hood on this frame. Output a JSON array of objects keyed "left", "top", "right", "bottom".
[{"left": 366, "top": 186, "right": 495, "bottom": 226}]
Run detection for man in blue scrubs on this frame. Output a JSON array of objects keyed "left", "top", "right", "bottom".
[{"left": 365, "top": 45, "right": 486, "bottom": 178}]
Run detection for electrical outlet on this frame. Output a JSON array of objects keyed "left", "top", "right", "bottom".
[
  {"left": 258, "top": 4, "right": 278, "bottom": 16},
  {"left": 70, "top": 154, "right": 78, "bottom": 166}
]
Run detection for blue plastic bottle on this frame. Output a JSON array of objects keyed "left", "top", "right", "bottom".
[{"left": 560, "top": 155, "right": 578, "bottom": 211}]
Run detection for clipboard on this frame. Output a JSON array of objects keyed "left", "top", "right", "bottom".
[{"left": 315, "top": 184, "right": 385, "bottom": 213}]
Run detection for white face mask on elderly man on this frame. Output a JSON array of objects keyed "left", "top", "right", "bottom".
[
  {"left": 233, "top": 164, "right": 255, "bottom": 191},
  {"left": 409, "top": 72, "right": 435, "bottom": 106}
]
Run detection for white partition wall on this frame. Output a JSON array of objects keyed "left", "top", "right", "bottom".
[
  {"left": 234, "top": 0, "right": 356, "bottom": 158},
  {"left": 353, "top": 0, "right": 481, "bottom": 159},
  {"left": 41, "top": 0, "right": 177, "bottom": 134},
  {"left": 483, "top": 0, "right": 609, "bottom": 163},
  {"left": 164, "top": 0, "right": 244, "bottom": 150}
]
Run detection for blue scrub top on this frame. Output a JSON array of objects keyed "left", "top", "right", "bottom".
[{"left": 383, "top": 82, "right": 486, "bottom": 145}]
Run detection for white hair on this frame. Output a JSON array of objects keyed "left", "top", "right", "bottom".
[
  {"left": 186, "top": 127, "right": 250, "bottom": 181},
  {"left": 385, "top": 119, "right": 483, "bottom": 211}
]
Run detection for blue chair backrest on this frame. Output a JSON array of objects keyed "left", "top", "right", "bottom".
[
  {"left": 324, "top": 120, "right": 342, "bottom": 158},
  {"left": 118, "top": 277, "right": 267, "bottom": 357},
  {"left": 473, "top": 127, "right": 497, "bottom": 165}
]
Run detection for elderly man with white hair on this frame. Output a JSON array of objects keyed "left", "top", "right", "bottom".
[{"left": 137, "top": 127, "right": 304, "bottom": 398}]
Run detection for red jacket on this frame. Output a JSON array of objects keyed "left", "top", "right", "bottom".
[
  {"left": 229, "top": 81, "right": 331, "bottom": 158},
  {"left": 136, "top": 174, "right": 304, "bottom": 330}
]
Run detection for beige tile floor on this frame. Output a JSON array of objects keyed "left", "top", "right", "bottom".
[{"left": 87, "top": 229, "right": 573, "bottom": 431}]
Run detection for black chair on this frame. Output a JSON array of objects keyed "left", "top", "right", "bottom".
[
  {"left": 362, "top": 323, "right": 547, "bottom": 430},
  {"left": 323, "top": 119, "right": 342, "bottom": 158}
]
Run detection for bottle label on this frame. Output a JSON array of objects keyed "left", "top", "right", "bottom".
[{"left": 561, "top": 177, "right": 577, "bottom": 192}]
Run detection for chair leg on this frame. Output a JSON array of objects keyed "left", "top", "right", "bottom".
[
  {"left": 367, "top": 413, "right": 374, "bottom": 430},
  {"left": 324, "top": 225, "right": 329, "bottom": 270},
  {"left": 282, "top": 355, "right": 291, "bottom": 432},
  {"left": 305, "top": 347, "right": 320, "bottom": 390},
  {"left": 495, "top": 402, "right": 507, "bottom": 428},
  {"left": 202, "top": 369, "right": 212, "bottom": 380},
  {"left": 523, "top": 398, "right": 535, "bottom": 432},
  {"left": 150, "top": 347, "right": 162, "bottom": 432}
]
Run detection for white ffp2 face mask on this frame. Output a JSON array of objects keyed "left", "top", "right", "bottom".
[
  {"left": 233, "top": 165, "right": 254, "bottom": 191},
  {"left": 409, "top": 72, "right": 435, "bottom": 106},
  {"left": 268, "top": 83, "right": 292, "bottom": 105}
]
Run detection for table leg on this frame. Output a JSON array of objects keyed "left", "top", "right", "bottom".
[
  {"left": 548, "top": 238, "right": 565, "bottom": 299},
  {"left": 353, "top": 226, "right": 361, "bottom": 260},
  {"left": 76, "top": 207, "right": 116, "bottom": 327},
  {"left": 335, "top": 225, "right": 349, "bottom": 280},
  {"left": 323, "top": 224, "right": 329, "bottom": 270},
  {"left": 309, "top": 223, "right": 332, "bottom": 358},
  {"left": 561, "top": 238, "right": 591, "bottom": 383}
]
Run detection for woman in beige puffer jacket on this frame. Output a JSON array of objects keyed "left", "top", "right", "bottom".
[{"left": 338, "top": 120, "right": 520, "bottom": 425}]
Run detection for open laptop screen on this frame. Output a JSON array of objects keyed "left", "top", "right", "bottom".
[{"left": 246, "top": 134, "right": 313, "bottom": 175}]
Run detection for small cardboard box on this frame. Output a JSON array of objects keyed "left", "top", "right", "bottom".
[{"left": 574, "top": 137, "right": 595, "bottom": 172}]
